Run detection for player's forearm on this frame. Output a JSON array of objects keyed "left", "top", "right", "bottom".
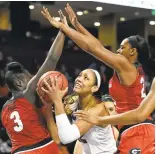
[
  {"left": 44, "top": 105, "right": 61, "bottom": 144},
  {"left": 98, "top": 110, "right": 141, "bottom": 125},
  {"left": 60, "top": 23, "right": 101, "bottom": 53},
  {"left": 38, "top": 30, "right": 65, "bottom": 73},
  {"left": 27, "top": 31, "right": 65, "bottom": 92},
  {"left": 59, "top": 24, "right": 124, "bottom": 70},
  {"left": 47, "top": 118, "right": 61, "bottom": 144},
  {"left": 47, "top": 30, "right": 65, "bottom": 62},
  {"left": 74, "top": 21, "right": 93, "bottom": 37},
  {"left": 37, "top": 30, "right": 65, "bottom": 74},
  {"left": 54, "top": 100, "right": 66, "bottom": 116}
]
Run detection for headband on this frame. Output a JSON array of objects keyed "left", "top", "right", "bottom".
[{"left": 91, "top": 69, "right": 101, "bottom": 88}]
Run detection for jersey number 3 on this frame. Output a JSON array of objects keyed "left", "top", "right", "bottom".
[{"left": 10, "top": 111, "right": 23, "bottom": 132}]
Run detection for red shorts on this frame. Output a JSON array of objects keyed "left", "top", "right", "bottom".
[
  {"left": 118, "top": 123, "right": 155, "bottom": 154},
  {"left": 14, "top": 141, "right": 59, "bottom": 154}
]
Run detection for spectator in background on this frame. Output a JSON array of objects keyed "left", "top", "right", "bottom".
[{"left": 101, "top": 94, "right": 119, "bottom": 142}]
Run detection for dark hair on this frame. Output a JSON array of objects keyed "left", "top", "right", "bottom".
[
  {"left": 5, "top": 62, "right": 31, "bottom": 91},
  {"left": 127, "top": 35, "right": 155, "bottom": 77},
  {"left": 101, "top": 94, "right": 115, "bottom": 103},
  {"left": 6, "top": 62, "right": 23, "bottom": 72}
]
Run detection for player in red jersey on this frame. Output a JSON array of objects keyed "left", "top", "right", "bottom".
[
  {"left": 1, "top": 8, "right": 67, "bottom": 154},
  {"left": 41, "top": 4, "right": 155, "bottom": 153}
]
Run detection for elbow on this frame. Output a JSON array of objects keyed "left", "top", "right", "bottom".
[
  {"left": 59, "top": 133, "right": 73, "bottom": 145},
  {"left": 60, "top": 139, "right": 70, "bottom": 145},
  {"left": 57, "top": 124, "right": 80, "bottom": 144}
]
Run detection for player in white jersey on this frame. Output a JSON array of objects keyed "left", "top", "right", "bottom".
[{"left": 39, "top": 67, "right": 117, "bottom": 154}]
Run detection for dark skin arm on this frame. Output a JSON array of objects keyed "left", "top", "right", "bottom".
[
  {"left": 24, "top": 7, "right": 65, "bottom": 104},
  {"left": 41, "top": 103, "right": 61, "bottom": 144},
  {"left": 41, "top": 6, "right": 137, "bottom": 85}
]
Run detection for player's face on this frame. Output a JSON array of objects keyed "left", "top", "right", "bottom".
[
  {"left": 73, "top": 69, "right": 96, "bottom": 95},
  {"left": 104, "top": 101, "right": 116, "bottom": 115},
  {"left": 116, "top": 38, "right": 132, "bottom": 59}
]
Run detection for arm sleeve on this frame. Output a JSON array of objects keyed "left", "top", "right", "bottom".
[{"left": 56, "top": 114, "right": 80, "bottom": 144}]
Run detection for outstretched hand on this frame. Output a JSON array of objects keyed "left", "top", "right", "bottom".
[
  {"left": 65, "top": 3, "right": 78, "bottom": 27},
  {"left": 58, "top": 10, "right": 69, "bottom": 26},
  {"left": 41, "top": 77, "right": 68, "bottom": 104},
  {"left": 74, "top": 110, "right": 101, "bottom": 125},
  {"left": 41, "top": 6, "right": 62, "bottom": 28}
]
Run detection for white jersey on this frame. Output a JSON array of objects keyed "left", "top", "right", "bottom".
[
  {"left": 80, "top": 125, "right": 117, "bottom": 154},
  {"left": 72, "top": 115, "right": 117, "bottom": 154}
]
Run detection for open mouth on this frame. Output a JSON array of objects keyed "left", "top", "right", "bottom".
[{"left": 74, "top": 82, "right": 82, "bottom": 88}]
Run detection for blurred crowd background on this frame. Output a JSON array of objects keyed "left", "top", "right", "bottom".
[{"left": 0, "top": 1, "right": 155, "bottom": 153}]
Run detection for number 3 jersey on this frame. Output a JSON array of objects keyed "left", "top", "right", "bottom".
[
  {"left": 1, "top": 98, "right": 50, "bottom": 153},
  {"left": 109, "top": 62, "right": 146, "bottom": 114}
]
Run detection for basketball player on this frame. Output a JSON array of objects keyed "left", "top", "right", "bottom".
[
  {"left": 75, "top": 78, "right": 155, "bottom": 153},
  {"left": 1, "top": 8, "right": 66, "bottom": 154},
  {"left": 41, "top": 5, "right": 155, "bottom": 153},
  {"left": 40, "top": 69, "right": 117, "bottom": 154}
]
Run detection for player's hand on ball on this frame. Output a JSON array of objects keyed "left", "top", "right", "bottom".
[{"left": 41, "top": 77, "right": 68, "bottom": 104}]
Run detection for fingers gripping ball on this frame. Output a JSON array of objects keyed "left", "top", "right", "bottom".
[{"left": 37, "top": 71, "right": 68, "bottom": 103}]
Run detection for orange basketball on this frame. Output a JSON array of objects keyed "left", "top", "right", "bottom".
[{"left": 37, "top": 71, "right": 68, "bottom": 103}]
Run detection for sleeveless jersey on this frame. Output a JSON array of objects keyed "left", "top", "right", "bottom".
[
  {"left": 109, "top": 63, "right": 145, "bottom": 114},
  {"left": 1, "top": 98, "right": 50, "bottom": 153},
  {"left": 79, "top": 125, "right": 117, "bottom": 154},
  {"left": 72, "top": 111, "right": 117, "bottom": 154}
]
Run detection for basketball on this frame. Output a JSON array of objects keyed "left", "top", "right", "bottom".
[{"left": 37, "top": 71, "right": 68, "bottom": 103}]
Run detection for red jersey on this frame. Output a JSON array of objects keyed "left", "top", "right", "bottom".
[
  {"left": 109, "top": 63, "right": 146, "bottom": 114},
  {"left": 1, "top": 98, "right": 50, "bottom": 153}
]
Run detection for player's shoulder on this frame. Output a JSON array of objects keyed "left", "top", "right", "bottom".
[
  {"left": 88, "top": 103, "right": 106, "bottom": 116},
  {"left": 2, "top": 99, "right": 13, "bottom": 110}
]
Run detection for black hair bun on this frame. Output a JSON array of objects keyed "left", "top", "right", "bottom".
[{"left": 7, "top": 62, "right": 23, "bottom": 72}]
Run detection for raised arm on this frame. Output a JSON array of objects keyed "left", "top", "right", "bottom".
[
  {"left": 26, "top": 31, "right": 64, "bottom": 92},
  {"left": 41, "top": 7, "right": 133, "bottom": 73},
  {"left": 25, "top": 8, "right": 66, "bottom": 100},
  {"left": 75, "top": 78, "right": 155, "bottom": 125},
  {"left": 65, "top": 3, "right": 93, "bottom": 37}
]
